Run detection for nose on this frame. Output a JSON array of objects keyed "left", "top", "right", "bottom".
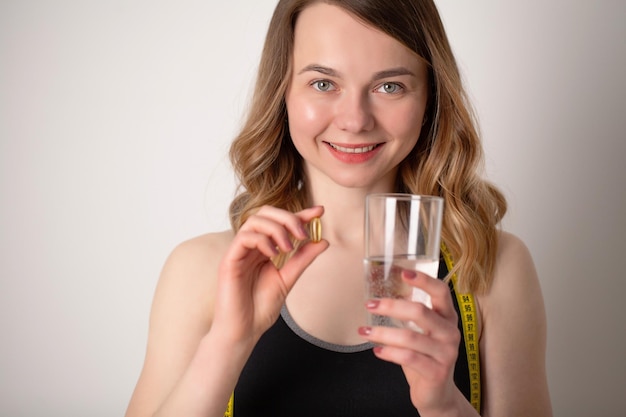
[{"left": 334, "top": 91, "right": 375, "bottom": 133}]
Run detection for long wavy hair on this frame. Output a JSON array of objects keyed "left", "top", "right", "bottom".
[{"left": 228, "top": 0, "right": 506, "bottom": 293}]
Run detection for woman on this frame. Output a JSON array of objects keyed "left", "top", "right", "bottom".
[{"left": 125, "top": 1, "right": 552, "bottom": 416}]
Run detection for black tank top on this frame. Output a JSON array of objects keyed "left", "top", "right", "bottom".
[{"left": 233, "top": 258, "right": 473, "bottom": 416}]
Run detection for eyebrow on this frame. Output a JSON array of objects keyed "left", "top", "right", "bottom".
[{"left": 298, "top": 64, "right": 416, "bottom": 80}]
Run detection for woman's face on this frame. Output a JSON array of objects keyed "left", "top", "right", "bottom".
[{"left": 285, "top": 3, "right": 429, "bottom": 191}]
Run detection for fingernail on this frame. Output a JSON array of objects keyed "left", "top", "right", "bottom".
[
  {"left": 358, "top": 326, "right": 372, "bottom": 336},
  {"left": 403, "top": 270, "right": 417, "bottom": 280},
  {"left": 366, "top": 299, "right": 380, "bottom": 309}
]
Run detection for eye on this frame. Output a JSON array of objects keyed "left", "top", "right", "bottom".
[
  {"left": 377, "top": 82, "right": 403, "bottom": 94},
  {"left": 312, "top": 80, "right": 336, "bottom": 92}
]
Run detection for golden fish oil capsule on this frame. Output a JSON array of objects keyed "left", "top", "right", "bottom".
[{"left": 309, "top": 217, "right": 322, "bottom": 243}]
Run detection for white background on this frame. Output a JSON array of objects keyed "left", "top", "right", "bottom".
[{"left": 1, "top": 1, "right": 624, "bottom": 416}]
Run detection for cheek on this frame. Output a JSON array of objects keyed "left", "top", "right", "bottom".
[
  {"left": 389, "top": 103, "right": 426, "bottom": 142},
  {"left": 286, "top": 96, "right": 330, "bottom": 134},
  {"left": 287, "top": 97, "right": 325, "bottom": 124}
]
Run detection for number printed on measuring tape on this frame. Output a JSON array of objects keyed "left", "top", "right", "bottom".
[{"left": 441, "top": 244, "right": 481, "bottom": 413}]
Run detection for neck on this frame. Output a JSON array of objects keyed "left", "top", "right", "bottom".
[{"left": 305, "top": 178, "right": 395, "bottom": 248}]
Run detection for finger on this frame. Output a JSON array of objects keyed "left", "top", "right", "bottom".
[
  {"left": 371, "top": 344, "right": 445, "bottom": 380},
  {"left": 403, "top": 270, "right": 457, "bottom": 321},
  {"left": 226, "top": 230, "right": 280, "bottom": 261},
  {"left": 361, "top": 324, "right": 441, "bottom": 358},
  {"left": 366, "top": 297, "right": 457, "bottom": 340},
  {"left": 295, "top": 206, "right": 325, "bottom": 242},
  {"left": 252, "top": 205, "right": 320, "bottom": 242},
  {"left": 247, "top": 205, "right": 325, "bottom": 243},
  {"left": 294, "top": 205, "right": 325, "bottom": 223},
  {"left": 359, "top": 325, "right": 459, "bottom": 371},
  {"left": 279, "top": 239, "right": 329, "bottom": 292},
  {"left": 243, "top": 215, "right": 299, "bottom": 253}
]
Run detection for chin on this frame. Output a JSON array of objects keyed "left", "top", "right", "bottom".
[
  {"left": 306, "top": 164, "right": 395, "bottom": 191},
  {"left": 328, "top": 174, "right": 383, "bottom": 190}
]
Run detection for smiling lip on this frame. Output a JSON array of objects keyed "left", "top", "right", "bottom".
[{"left": 324, "top": 141, "right": 383, "bottom": 163}]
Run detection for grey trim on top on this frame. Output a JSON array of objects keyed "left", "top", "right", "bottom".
[{"left": 280, "top": 305, "right": 374, "bottom": 353}]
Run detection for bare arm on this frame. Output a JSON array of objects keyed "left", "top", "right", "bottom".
[
  {"left": 125, "top": 206, "right": 328, "bottom": 417},
  {"left": 479, "top": 232, "right": 552, "bottom": 417},
  {"left": 124, "top": 233, "right": 232, "bottom": 417}
]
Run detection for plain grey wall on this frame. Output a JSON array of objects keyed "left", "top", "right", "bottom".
[{"left": 1, "top": 1, "right": 624, "bottom": 416}]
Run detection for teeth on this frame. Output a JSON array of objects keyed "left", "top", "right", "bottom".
[{"left": 329, "top": 143, "right": 377, "bottom": 153}]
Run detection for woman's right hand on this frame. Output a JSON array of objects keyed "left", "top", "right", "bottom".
[{"left": 210, "top": 205, "right": 328, "bottom": 347}]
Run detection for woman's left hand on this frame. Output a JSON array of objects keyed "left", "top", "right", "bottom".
[{"left": 358, "top": 270, "right": 465, "bottom": 415}]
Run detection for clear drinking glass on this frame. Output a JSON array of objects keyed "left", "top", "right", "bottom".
[{"left": 364, "top": 193, "right": 444, "bottom": 330}]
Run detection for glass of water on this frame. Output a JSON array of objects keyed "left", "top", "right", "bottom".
[{"left": 364, "top": 193, "right": 444, "bottom": 330}]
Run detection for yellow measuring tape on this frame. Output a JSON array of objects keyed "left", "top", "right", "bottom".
[
  {"left": 224, "top": 393, "right": 233, "bottom": 417},
  {"left": 223, "top": 245, "right": 481, "bottom": 416},
  {"left": 441, "top": 244, "right": 481, "bottom": 413}
]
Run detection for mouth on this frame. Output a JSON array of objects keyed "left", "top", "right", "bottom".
[{"left": 325, "top": 142, "right": 382, "bottom": 154}]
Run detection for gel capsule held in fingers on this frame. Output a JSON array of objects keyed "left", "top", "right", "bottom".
[{"left": 308, "top": 217, "right": 322, "bottom": 243}]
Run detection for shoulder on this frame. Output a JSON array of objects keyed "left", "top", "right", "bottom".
[
  {"left": 158, "top": 229, "right": 234, "bottom": 290},
  {"left": 153, "top": 230, "right": 235, "bottom": 329},
  {"left": 476, "top": 232, "right": 552, "bottom": 415},
  {"left": 478, "top": 231, "right": 544, "bottom": 319},
  {"left": 490, "top": 231, "right": 541, "bottom": 304},
  {"left": 124, "top": 231, "right": 235, "bottom": 415},
  {"left": 162, "top": 230, "right": 234, "bottom": 280}
]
